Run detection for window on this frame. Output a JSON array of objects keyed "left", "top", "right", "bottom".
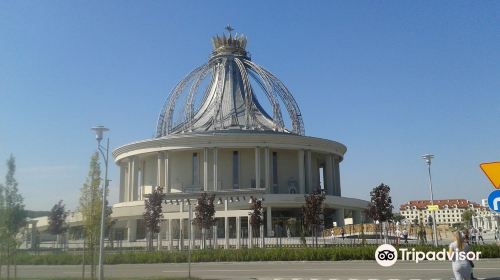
[
  {"left": 192, "top": 153, "right": 199, "bottom": 185},
  {"left": 232, "top": 151, "right": 239, "bottom": 189}
]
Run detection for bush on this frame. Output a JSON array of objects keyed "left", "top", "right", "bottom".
[{"left": 10, "top": 244, "right": 499, "bottom": 265}]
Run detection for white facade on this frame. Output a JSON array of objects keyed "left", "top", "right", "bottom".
[
  {"left": 30, "top": 30, "right": 369, "bottom": 249},
  {"left": 400, "top": 199, "right": 494, "bottom": 227}
]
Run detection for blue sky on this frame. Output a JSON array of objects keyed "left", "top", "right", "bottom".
[{"left": 1, "top": 1, "right": 499, "bottom": 211}]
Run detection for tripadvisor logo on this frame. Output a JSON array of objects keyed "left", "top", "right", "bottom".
[
  {"left": 374, "top": 244, "right": 482, "bottom": 267},
  {"left": 375, "top": 244, "right": 398, "bottom": 267}
]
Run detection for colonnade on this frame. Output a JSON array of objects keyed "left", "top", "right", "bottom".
[
  {"left": 124, "top": 204, "right": 361, "bottom": 250},
  {"left": 118, "top": 148, "right": 342, "bottom": 203},
  {"left": 472, "top": 214, "right": 500, "bottom": 230}
]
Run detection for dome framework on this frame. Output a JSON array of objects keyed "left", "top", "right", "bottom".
[{"left": 156, "top": 32, "right": 305, "bottom": 137}]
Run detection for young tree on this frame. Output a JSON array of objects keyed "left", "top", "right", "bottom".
[
  {"left": 249, "top": 196, "right": 264, "bottom": 247},
  {"left": 143, "top": 186, "right": 164, "bottom": 251},
  {"left": 0, "top": 154, "right": 26, "bottom": 279},
  {"left": 79, "top": 152, "right": 102, "bottom": 280},
  {"left": 302, "top": 189, "right": 325, "bottom": 247},
  {"left": 462, "top": 209, "right": 475, "bottom": 227},
  {"left": 392, "top": 213, "right": 405, "bottom": 224},
  {"left": 48, "top": 200, "right": 69, "bottom": 249},
  {"left": 193, "top": 192, "right": 216, "bottom": 249},
  {"left": 365, "top": 183, "right": 394, "bottom": 243}
]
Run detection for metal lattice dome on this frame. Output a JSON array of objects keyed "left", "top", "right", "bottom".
[{"left": 156, "top": 30, "right": 304, "bottom": 137}]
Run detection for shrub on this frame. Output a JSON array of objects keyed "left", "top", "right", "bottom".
[{"left": 10, "top": 244, "right": 499, "bottom": 265}]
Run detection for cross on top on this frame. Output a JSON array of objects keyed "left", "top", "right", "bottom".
[{"left": 225, "top": 24, "right": 234, "bottom": 35}]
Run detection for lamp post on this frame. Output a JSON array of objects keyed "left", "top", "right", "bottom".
[
  {"left": 91, "top": 125, "right": 110, "bottom": 280},
  {"left": 422, "top": 154, "right": 438, "bottom": 246}
]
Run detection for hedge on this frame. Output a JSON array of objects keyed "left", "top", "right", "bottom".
[{"left": 8, "top": 244, "right": 499, "bottom": 265}]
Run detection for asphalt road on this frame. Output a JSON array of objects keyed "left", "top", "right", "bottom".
[{"left": 11, "top": 259, "right": 500, "bottom": 280}]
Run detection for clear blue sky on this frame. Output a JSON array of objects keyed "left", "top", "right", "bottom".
[{"left": 1, "top": 1, "right": 499, "bottom": 211}]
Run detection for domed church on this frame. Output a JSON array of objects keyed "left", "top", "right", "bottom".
[{"left": 108, "top": 28, "right": 368, "bottom": 249}]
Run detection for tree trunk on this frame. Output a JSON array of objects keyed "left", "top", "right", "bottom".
[{"left": 149, "top": 232, "right": 154, "bottom": 251}]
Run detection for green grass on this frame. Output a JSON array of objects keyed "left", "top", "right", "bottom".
[{"left": 7, "top": 244, "right": 499, "bottom": 265}]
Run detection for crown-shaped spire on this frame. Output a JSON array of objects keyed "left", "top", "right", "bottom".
[{"left": 211, "top": 25, "right": 248, "bottom": 57}]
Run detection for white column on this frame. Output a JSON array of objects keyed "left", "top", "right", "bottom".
[
  {"left": 129, "top": 157, "right": 137, "bottom": 201},
  {"left": 248, "top": 215, "right": 253, "bottom": 248},
  {"left": 134, "top": 158, "right": 140, "bottom": 201},
  {"left": 119, "top": 163, "right": 126, "bottom": 202},
  {"left": 189, "top": 208, "right": 194, "bottom": 250},
  {"left": 213, "top": 148, "right": 218, "bottom": 191},
  {"left": 260, "top": 223, "right": 264, "bottom": 248},
  {"left": 158, "top": 220, "right": 165, "bottom": 250},
  {"left": 236, "top": 216, "right": 241, "bottom": 249},
  {"left": 224, "top": 199, "right": 229, "bottom": 249},
  {"left": 127, "top": 219, "right": 137, "bottom": 242},
  {"left": 213, "top": 224, "right": 218, "bottom": 249},
  {"left": 168, "top": 219, "right": 173, "bottom": 251},
  {"left": 164, "top": 151, "right": 170, "bottom": 193},
  {"left": 255, "top": 147, "right": 261, "bottom": 188},
  {"left": 298, "top": 150, "right": 305, "bottom": 194},
  {"left": 266, "top": 206, "right": 272, "bottom": 236},
  {"left": 353, "top": 210, "right": 362, "bottom": 224},
  {"left": 31, "top": 221, "right": 38, "bottom": 250},
  {"left": 325, "top": 154, "right": 334, "bottom": 196},
  {"left": 126, "top": 159, "right": 132, "bottom": 201},
  {"left": 335, "top": 208, "right": 345, "bottom": 227},
  {"left": 204, "top": 148, "right": 208, "bottom": 191},
  {"left": 306, "top": 150, "right": 312, "bottom": 194},
  {"left": 157, "top": 152, "right": 163, "bottom": 187},
  {"left": 179, "top": 201, "right": 184, "bottom": 250},
  {"left": 139, "top": 160, "right": 145, "bottom": 200},
  {"left": 179, "top": 218, "right": 184, "bottom": 250},
  {"left": 264, "top": 147, "right": 270, "bottom": 192},
  {"left": 333, "top": 158, "right": 341, "bottom": 196}
]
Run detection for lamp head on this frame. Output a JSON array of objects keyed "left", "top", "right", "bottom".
[
  {"left": 91, "top": 125, "right": 109, "bottom": 143},
  {"left": 422, "top": 154, "right": 434, "bottom": 165}
]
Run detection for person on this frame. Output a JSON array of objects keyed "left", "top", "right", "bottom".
[
  {"left": 341, "top": 227, "right": 345, "bottom": 240},
  {"left": 286, "top": 227, "right": 291, "bottom": 238},
  {"left": 395, "top": 228, "right": 401, "bottom": 245},
  {"left": 477, "top": 228, "right": 484, "bottom": 244},
  {"left": 470, "top": 227, "right": 476, "bottom": 244},
  {"left": 463, "top": 228, "right": 470, "bottom": 245},
  {"left": 449, "top": 231, "right": 472, "bottom": 280},
  {"left": 495, "top": 227, "right": 499, "bottom": 242},
  {"left": 402, "top": 229, "right": 409, "bottom": 244}
]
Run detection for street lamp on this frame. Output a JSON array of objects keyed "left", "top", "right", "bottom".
[
  {"left": 91, "top": 125, "right": 110, "bottom": 280},
  {"left": 422, "top": 154, "right": 438, "bottom": 246}
]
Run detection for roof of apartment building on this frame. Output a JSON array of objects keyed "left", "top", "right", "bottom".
[{"left": 399, "top": 199, "right": 485, "bottom": 211}]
